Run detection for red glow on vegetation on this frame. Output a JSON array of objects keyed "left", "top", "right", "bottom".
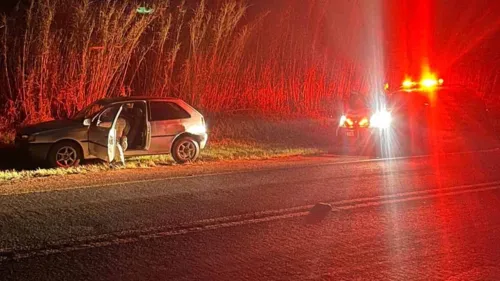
[{"left": 0, "top": 0, "right": 498, "bottom": 133}]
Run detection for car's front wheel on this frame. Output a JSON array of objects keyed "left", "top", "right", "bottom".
[
  {"left": 47, "top": 141, "right": 83, "bottom": 168},
  {"left": 172, "top": 136, "right": 200, "bottom": 164}
]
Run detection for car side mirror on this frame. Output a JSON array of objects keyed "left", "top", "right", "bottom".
[{"left": 83, "top": 118, "right": 91, "bottom": 126}]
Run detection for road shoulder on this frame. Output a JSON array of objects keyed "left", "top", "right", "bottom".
[{"left": 0, "top": 154, "right": 365, "bottom": 196}]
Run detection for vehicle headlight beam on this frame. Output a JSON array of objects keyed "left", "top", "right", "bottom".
[{"left": 370, "top": 110, "right": 392, "bottom": 129}]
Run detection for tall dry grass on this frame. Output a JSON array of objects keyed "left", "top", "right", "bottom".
[
  {"left": 0, "top": 0, "right": 498, "bottom": 135},
  {"left": 1, "top": 0, "right": 166, "bottom": 125},
  {"left": 0, "top": 0, "right": 366, "bottom": 133}
]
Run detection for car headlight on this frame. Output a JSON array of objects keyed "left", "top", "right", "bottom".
[
  {"left": 370, "top": 110, "right": 392, "bottom": 129},
  {"left": 339, "top": 115, "right": 354, "bottom": 128},
  {"left": 20, "top": 134, "right": 36, "bottom": 142}
]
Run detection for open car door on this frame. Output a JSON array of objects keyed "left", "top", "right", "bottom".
[{"left": 88, "top": 105, "right": 124, "bottom": 162}]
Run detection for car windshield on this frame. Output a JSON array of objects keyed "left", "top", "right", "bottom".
[
  {"left": 344, "top": 93, "right": 387, "bottom": 113},
  {"left": 72, "top": 102, "right": 105, "bottom": 121},
  {"left": 345, "top": 94, "right": 370, "bottom": 111}
]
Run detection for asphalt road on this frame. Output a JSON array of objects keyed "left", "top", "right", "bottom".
[{"left": 2, "top": 149, "right": 500, "bottom": 280}]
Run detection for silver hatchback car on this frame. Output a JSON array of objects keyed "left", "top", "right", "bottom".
[{"left": 16, "top": 97, "right": 208, "bottom": 167}]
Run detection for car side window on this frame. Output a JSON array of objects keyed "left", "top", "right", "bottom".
[
  {"left": 86, "top": 104, "right": 105, "bottom": 120},
  {"left": 149, "top": 101, "right": 191, "bottom": 121},
  {"left": 97, "top": 106, "right": 120, "bottom": 128}
]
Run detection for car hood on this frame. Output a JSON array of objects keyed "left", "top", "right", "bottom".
[
  {"left": 18, "top": 119, "right": 84, "bottom": 135},
  {"left": 345, "top": 108, "right": 372, "bottom": 118}
]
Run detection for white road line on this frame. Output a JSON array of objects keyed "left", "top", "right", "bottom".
[
  {"left": 2, "top": 148, "right": 498, "bottom": 197},
  {"left": 1, "top": 180, "right": 500, "bottom": 262}
]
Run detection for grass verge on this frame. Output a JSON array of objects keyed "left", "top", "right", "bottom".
[{"left": 0, "top": 140, "right": 325, "bottom": 183}]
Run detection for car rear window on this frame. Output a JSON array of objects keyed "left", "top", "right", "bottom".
[{"left": 149, "top": 101, "right": 191, "bottom": 121}]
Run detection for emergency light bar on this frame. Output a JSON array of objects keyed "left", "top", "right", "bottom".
[{"left": 401, "top": 77, "right": 444, "bottom": 90}]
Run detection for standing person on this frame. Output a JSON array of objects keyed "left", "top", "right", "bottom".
[
  {"left": 113, "top": 116, "right": 128, "bottom": 166},
  {"left": 110, "top": 108, "right": 130, "bottom": 168}
]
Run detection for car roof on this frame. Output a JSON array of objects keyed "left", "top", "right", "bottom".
[{"left": 98, "top": 96, "right": 183, "bottom": 105}]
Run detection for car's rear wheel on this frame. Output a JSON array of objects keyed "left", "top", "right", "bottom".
[
  {"left": 48, "top": 141, "right": 83, "bottom": 168},
  {"left": 172, "top": 136, "right": 200, "bottom": 164}
]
